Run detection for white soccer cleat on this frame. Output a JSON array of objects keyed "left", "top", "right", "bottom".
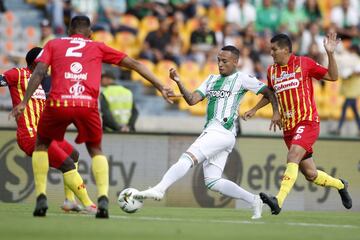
[
  {"left": 133, "top": 188, "right": 164, "bottom": 201},
  {"left": 61, "top": 199, "right": 83, "bottom": 212},
  {"left": 83, "top": 204, "right": 97, "bottom": 214},
  {"left": 251, "top": 195, "right": 263, "bottom": 220}
]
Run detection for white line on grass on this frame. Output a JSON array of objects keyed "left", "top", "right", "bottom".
[{"left": 47, "top": 213, "right": 358, "bottom": 229}]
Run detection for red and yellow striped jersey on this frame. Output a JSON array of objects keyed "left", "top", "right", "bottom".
[
  {"left": 267, "top": 54, "right": 327, "bottom": 131},
  {"left": 3, "top": 67, "right": 46, "bottom": 138}
]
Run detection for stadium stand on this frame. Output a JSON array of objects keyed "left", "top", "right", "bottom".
[{"left": 0, "top": 0, "right": 359, "bottom": 136}]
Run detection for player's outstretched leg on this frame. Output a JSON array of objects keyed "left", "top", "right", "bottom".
[
  {"left": 260, "top": 192, "right": 281, "bottom": 215},
  {"left": 338, "top": 179, "right": 352, "bottom": 209},
  {"left": 96, "top": 195, "right": 109, "bottom": 219},
  {"left": 33, "top": 194, "right": 48, "bottom": 217},
  {"left": 133, "top": 188, "right": 164, "bottom": 201},
  {"left": 252, "top": 195, "right": 263, "bottom": 219}
]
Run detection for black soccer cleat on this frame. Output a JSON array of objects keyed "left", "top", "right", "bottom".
[
  {"left": 338, "top": 179, "right": 352, "bottom": 209},
  {"left": 33, "top": 194, "right": 48, "bottom": 217},
  {"left": 96, "top": 195, "right": 109, "bottom": 219},
  {"left": 260, "top": 192, "right": 281, "bottom": 215}
]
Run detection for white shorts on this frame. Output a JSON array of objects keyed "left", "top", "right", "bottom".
[{"left": 187, "top": 122, "right": 235, "bottom": 171}]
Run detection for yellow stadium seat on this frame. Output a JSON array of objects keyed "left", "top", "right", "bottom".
[
  {"left": 138, "top": 15, "right": 159, "bottom": 43},
  {"left": 113, "top": 31, "right": 139, "bottom": 57},
  {"left": 207, "top": 6, "right": 225, "bottom": 31},
  {"left": 91, "top": 30, "right": 114, "bottom": 45},
  {"left": 131, "top": 59, "right": 155, "bottom": 86},
  {"left": 154, "top": 60, "right": 179, "bottom": 95},
  {"left": 189, "top": 99, "right": 207, "bottom": 116},
  {"left": 200, "top": 61, "right": 218, "bottom": 79},
  {"left": 179, "top": 60, "right": 201, "bottom": 89},
  {"left": 119, "top": 14, "right": 139, "bottom": 29}
]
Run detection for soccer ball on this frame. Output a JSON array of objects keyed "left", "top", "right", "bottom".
[{"left": 117, "top": 188, "right": 144, "bottom": 213}]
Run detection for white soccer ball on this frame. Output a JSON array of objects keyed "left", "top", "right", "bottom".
[{"left": 117, "top": 188, "right": 144, "bottom": 213}]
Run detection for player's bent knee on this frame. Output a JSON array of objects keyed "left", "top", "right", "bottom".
[
  {"left": 304, "top": 170, "right": 317, "bottom": 182},
  {"left": 204, "top": 178, "right": 221, "bottom": 192},
  {"left": 70, "top": 149, "right": 80, "bottom": 162},
  {"left": 58, "top": 157, "right": 76, "bottom": 173},
  {"left": 180, "top": 153, "right": 195, "bottom": 167}
]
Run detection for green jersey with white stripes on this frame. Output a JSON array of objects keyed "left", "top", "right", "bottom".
[{"left": 195, "top": 71, "right": 266, "bottom": 134}]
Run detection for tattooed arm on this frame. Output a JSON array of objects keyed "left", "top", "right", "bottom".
[{"left": 169, "top": 68, "right": 203, "bottom": 105}]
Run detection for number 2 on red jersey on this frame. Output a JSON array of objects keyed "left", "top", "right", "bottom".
[{"left": 65, "top": 40, "right": 86, "bottom": 57}]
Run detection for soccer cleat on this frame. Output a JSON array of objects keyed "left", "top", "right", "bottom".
[
  {"left": 61, "top": 199, "right": 83, "bottom": 212},
  {"left": 33, "top": 194, "right": 48, "bottom": 217},
  {"left": 251, "top": 195, "right": 263, "bottom": 220},
  {"left": 83, "top": 204, "right": 97, "bottom": 214},
  {"left": 338, "top": 179, "right": 352, "bottom": 209},
  {"left": 133, "top": 188, "right": 164, "bottom": 201},
  {"left": 260, "top": 192, "right": 281, "bottom": 215},
  {"left": 96, "top": 195, "right": 109, "bottom": 219}
]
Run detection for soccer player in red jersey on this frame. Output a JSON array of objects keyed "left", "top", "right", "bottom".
[
  {"left": 1, "top": 47, "right": 96, "bottom": 213},
  {"left": 243, "top": 33, "right": 352, "bottom": 215},
  {"left": 11, "top": 16, "right": 178, "bottom": 218}
]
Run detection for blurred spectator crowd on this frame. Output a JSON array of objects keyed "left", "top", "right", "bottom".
[{"left": 0, "top": 0, "right": 360, "bottom": 124}]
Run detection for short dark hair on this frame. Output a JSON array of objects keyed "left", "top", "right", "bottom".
[
  {"left": 70, "top": 15, "right": 91, "bottom": 31},
  {"left": 221, "top": 45, "right": 240, "bottom": 59},
  {"left": 26, "top": 47, "right": 42, "bottom": 67},
  {"left": 271, "top": 33, "right": 292, "bottom": 52}
]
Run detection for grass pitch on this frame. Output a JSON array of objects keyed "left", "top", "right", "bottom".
[{"left": 0, "top": 203, "right": 359, "bottom": 240}]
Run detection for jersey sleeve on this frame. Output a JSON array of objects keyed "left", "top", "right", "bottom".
[
  {"left": 303, "top": 56, "right": 327, "bottom": 80},
  {"left": 195, "top": 75, "right": 212, "bottom": 98},
  {"left": 99, "top": 43, "right": 127, "bottom": 65},
  {"left": 242, "top": 74, "right": 266, "bottom": 95},
  {"left": 2, "top": 68, "right": 18, "bottom": 86}
]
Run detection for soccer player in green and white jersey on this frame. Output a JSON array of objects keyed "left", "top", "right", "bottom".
[{"left": 134, "top": 45, "right": 282, "bottom": 219}]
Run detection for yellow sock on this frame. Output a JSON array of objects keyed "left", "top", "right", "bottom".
[
  {"left": 63, "top": 169, "right": 93, "bottom": 207},
  {"left": 276, "top": 162, "right": 299, "bottom": 207},
  {"left": 313, "top": 170, "right": 344, "bottom": 190},
  {"left": 63, "top": 161, "right": 78, "bottom": 202},
  {"left": 32, "top": 151, "right": 49, "bottom": 196},
  {"left": 92, "top": 155, "right": 109, "bottom": 198}
]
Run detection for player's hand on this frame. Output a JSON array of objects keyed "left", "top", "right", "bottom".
[
  {"left": 160, "top": 86, "right": 182, "bottom": 104},
  {"left": 242, "top": 109, "right": 256, "bottom": 121},
  {"left": 324, "top": 32, "right": 340, "bottom": 54},
  {"left": 169, "top": 68, "right": 180, "bottom": 83},
  {"left": 9, "top": 102, "right": 26, "bottom": 120},
  {"left": 269, "top": 111, "right": 282, "bottom": 132}
]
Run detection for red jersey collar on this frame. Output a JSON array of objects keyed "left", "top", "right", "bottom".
[
  {"left": 69, "top": 33, "right": 88, "bottom": 39},
  {"left": 277, "top": 54, "right": 295, "bottom": 67},
  {"left": 287, "top": 54, "right": 295, "bottom": 64}
]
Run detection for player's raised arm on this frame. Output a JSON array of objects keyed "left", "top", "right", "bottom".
[
  {"left": 322, "top": 32, "right": 340, "bottom": 81},
  {"left": 119, "top": 56, "right": 180, "bottom": 104},
  {"left": 10, "top": 62, "right": 49, "bottom": 119},
  {"left": 169, "top": 68, "right": 203, "bottom": 106}
]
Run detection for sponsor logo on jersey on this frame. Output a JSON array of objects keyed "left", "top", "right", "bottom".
[
  {"left": 64, "top": 62, "right": 88, "bottom": 81},
  {"left": 273, "top": 71, "right": 296, "bottom": 84},
  {"left": 208, "top": 90, "right": 231, "bottom": 98},
  {"left": 69, "top": 82, "right": 85, "bottom": 96},
  {"left": 273, "top": 79, "right": 299, "bottom": 93}
]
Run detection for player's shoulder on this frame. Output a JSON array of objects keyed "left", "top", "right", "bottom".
[{"left": 235, "top": 70, "right": 257, "bottom": 80}]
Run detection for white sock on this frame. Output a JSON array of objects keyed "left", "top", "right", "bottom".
[
  {"left": 209, "top": 178, "right": 255, "bottom": 204},
  {"left": 154, "top": 154, "right": 193, "bottom": 192}
]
